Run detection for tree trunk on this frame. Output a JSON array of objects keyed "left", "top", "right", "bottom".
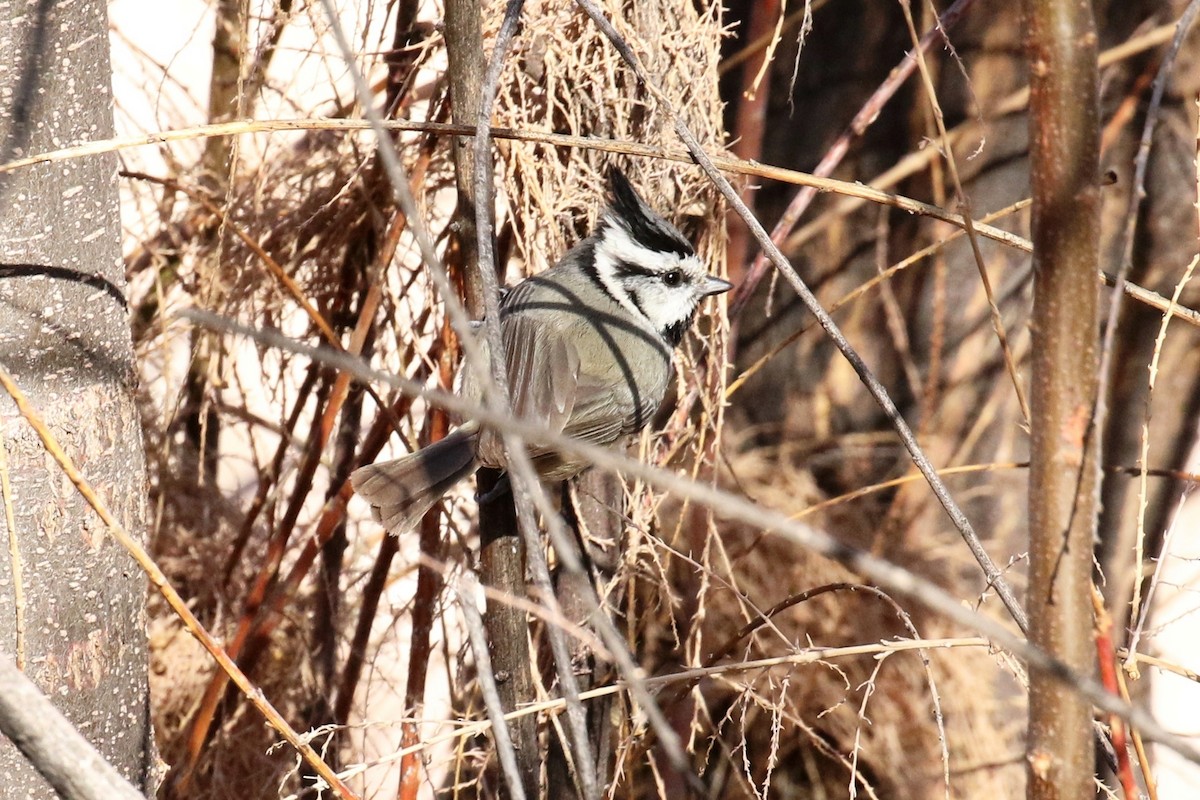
[{"left": 0, "top": 1, "right": 153, "bottom": 796}]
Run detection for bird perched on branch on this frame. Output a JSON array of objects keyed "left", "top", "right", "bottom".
[{"left": 352, "top": 168, "right": 731, "bottom": 533}]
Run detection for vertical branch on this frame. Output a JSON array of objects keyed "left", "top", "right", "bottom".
[
  {"left": 725, "top": 0, "right": 779, "bottom": 284},
  {"left": 547, "top": 473, "right": 624, "bottom": 798},
  {"left": 444, "top": 0, "right": 540, "bottom": 796},
  {"left": 396, "top": 413, "right": 448, "bottom": 800},
  {"left": 444, "top": 0, "right": 487, "bottom": 319},
  {"left": 1023, "top": 2, "right": 1101, "bottom": 799},
  {"left": 476, "top": 481, "right": 540, "bottom": 795},
  {"left": 188, "top": 0, "right": 248, "bottom": 521},
  {"left": 471, "top": 3, "right": 602, "bottom": 795},
  {"left": 201, "top": 0, "right": 247, "bottom": 183},
  {"left": 458, "top": 573, "right": 530, "bottom": 800}
]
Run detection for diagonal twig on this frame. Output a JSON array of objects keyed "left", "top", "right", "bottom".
[
  {"left": 727, "top": 0, "right": 982, "bottom": 319},
  {"left": 900, "top": 0, "right": 1031, "bottom": 425},
  {"left": 573, "top": 0, "right": 1029, "bottom": 634},
  {"left": 1103, "top": 0, "right": 1200, "bottom": 649}
]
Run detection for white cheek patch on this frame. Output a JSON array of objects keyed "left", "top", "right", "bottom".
[{"left": 639, "top": 284, "right": 692, "bottom": 332}]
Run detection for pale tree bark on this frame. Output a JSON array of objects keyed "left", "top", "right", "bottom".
[
  {"left": 1023, "top": 1, "right": 1102, "bottom": 799},
  {"left": 0, "top": 655, "right": 143, "bottom": 800},
  {"left": 0, "top": 1, "right": 153, "bottom": 796}
]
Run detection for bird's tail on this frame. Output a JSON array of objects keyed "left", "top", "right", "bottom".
[{"left": 350, "top": 422, "right": 480, "bottom": 534}]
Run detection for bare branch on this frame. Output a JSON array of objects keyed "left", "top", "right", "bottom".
[
  {"left": 457, "top": 574, "right": 530, "bottom": 800},
  {"left": 1023, "top": 0, "right": 1103, "bottom": 797}
]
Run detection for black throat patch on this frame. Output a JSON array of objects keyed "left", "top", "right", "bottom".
[{"left": 661, "top": 310, "right": 696, "bottom": 347}]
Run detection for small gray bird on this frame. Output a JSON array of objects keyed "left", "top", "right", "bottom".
[{"left": 351, "top": 168, "right": 731, "bottom": 533}]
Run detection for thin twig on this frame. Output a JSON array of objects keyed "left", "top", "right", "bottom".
[
  {"left": 290, "top": 636, "right": 991, "bottom": 797},
  {"left": 457, "top": 573, "right": 529, "bottom": 800},
  {"left": 0, "top": 427, "right": 25, "bottom": 670},
  {"left": 573, "top": 0, "right": 1029, "bottom": 632},
  {"left": 283, "top": 629, "right": 1200, "bottom": 798},
  {"left": 1108, "top": 0, "right": 1200, "bottom": 651},
  {"left": 899, "top": 0, "right": 1031, "bottom": 425},
  {"left": 3, "top": 17, "right": 1178, "bottom": 179},
  {"left": 181, "top": 308, "right": 1200, "bottom": 766},
  {"left": 728, "top": 0, "right": 982, "bottom": 319}
]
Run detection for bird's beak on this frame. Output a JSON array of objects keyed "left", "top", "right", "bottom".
[{"left": 702, "top": 275, "right": 734, "bottom": 296}]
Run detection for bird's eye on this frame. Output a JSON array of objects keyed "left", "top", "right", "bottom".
[{"left": 662, "top": 269, "right": 683, "bottom": 287}]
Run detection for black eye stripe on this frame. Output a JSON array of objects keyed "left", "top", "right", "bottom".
[
  {"left": 615, "top": 260, "right": 691, "bottom": 287},
  {"left": 614, "top": 259, "right": 657, "bottom": 279}
]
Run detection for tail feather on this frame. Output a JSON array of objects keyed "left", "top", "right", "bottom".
[{"left": 351, "top": 423, "right": 480, "bottom": 533}]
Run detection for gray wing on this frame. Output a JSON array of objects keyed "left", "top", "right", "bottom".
[
  {"left": 476, "top": 312, "right": 628, "bottom": 467},
  {"left": 504, "top": 311, "right": 578, "bottom": 437}
]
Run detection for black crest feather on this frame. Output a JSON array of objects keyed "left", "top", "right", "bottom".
[{"left": 605, "top": 167, "right": 694, "bottom": 258}]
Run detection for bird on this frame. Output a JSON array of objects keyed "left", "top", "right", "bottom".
[{"left": 351, "top": 167, "right": 732, "bottom": 533}]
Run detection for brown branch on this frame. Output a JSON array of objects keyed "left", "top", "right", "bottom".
[
  {"left": 725, "top": 0, "right": 781, "bottom": 284},
  {"left": 6, "top": 122, "right": 1195, "bottom": 328},
  {"left": 171, "top": 285, "right": 380, "bottom": 790},
  {"left": 221, "top": 363, "right": 320, "bottom": 585},
  {"left": 173, "top": 370, "right": 338, "bottom": 788},
  {"left": 445, "top": 0, "right": 488, "bottom": 320},
  {"left": 397, "top": 329, "right": 457, "bottom": 800},
  {"left": 1023, "top": 1, "right": 1103, "bottom": 798},
  {"left": 201, "top": 0, "right": 247, "bottom": 185},
  {"left": 446, "top": 0, "right": 543, "bottom": 797},
  {"left": 547, "top": 473, "right": 625, "bottom": 798}
]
